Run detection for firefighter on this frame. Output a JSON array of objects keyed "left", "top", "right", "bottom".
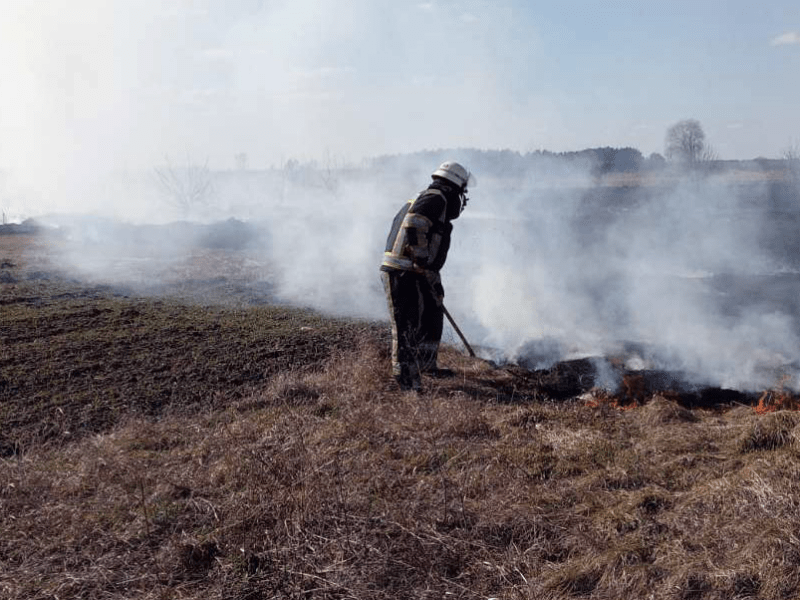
[{"left": 380, "top": 161, "right": 473, "bottom": 391}]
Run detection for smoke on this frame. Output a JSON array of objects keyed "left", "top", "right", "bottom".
[
  {"left": 29, "top": 152, "right": 800, "bottom": 393},
  {"left": 447, "top": 167, "right": 800, "bottom": 391},
  {"left": 3, "top": 1, "right": 800, "bottom": 392},
  {"left": 0, "top": 0, "right": 548, "bottom": 211}
]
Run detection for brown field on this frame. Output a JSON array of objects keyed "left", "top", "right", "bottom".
[{"left": 3, "top": 232, "right": 800, "bottom": 599}]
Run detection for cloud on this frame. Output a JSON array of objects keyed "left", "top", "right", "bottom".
[
  {"left": 200, "top": 47, "right": 236, "bottom": 60},
  {"left": 177, "top": 88, "right": 225, "bottom": 105},
  {"left": 296, "top": 66, "right": 357, "bottom": 79},
  {"left": 771, "top": 31, "right": 800, "bottom": 46}
]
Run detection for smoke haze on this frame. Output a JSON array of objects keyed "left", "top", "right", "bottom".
[
  {"left": 2, "top": 1, "right": 800, "bottom": 392},
  {"left": 23, "top": 158, "right": 800, "bottom": 394},
  {"left": 0, "top": 0, "right": 548, "bottom": 220}
]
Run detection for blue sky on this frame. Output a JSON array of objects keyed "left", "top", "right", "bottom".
[{"left": 1, "top": 0, "right": 799, "bottom": 178}]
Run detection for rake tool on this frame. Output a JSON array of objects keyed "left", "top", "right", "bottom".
[{"left": 442, "top": 304, "right": 476, "bottom": 358}]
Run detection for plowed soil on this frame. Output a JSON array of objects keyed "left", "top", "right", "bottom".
[{"left": 0, "top": 233, "right": 385, "bottom": 455}]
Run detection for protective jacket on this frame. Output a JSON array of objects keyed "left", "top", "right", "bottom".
[
  {"left": 381, "top": 180, "right": 461, "bottom": 274},
  {"left": 380, "top": 180, "right": 462, "bottom": 390}
]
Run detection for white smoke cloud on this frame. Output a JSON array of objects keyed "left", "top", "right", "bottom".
[
  {"left": 26, "top": 145, "right": 800, "bottom": 393},
  {"left": 771, "top": 31, "right": 800, "bottom": 46},
  {"left": 3, "top": 0, "right": 800, "bottom": 394},
  {"left": 0, "top": 0, "right": 218, "bottom": 215},
  {"left": 0, "top": 0, "right": 553, "bottom": 217},
  {"left": 443, "top": 168, "right": 800, "bottom": 391}
]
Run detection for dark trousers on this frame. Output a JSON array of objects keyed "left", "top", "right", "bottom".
[{"left": 381, "top": 269, "right": 443, "bottom": 386}]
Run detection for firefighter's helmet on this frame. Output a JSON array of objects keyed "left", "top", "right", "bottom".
[{"left": 432, "top": 161, "right": 473, "bottom": 190}]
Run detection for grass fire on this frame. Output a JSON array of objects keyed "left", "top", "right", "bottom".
[
  {"left": 4, "top": 220, "right": 800, "bottom": 600},
  {"left": 4, "top": 2, "right": 800, "bottom": 597}
]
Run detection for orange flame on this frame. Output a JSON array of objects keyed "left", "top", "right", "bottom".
[
  {"left": 755, "top": 389, "right": 800, "bottom": 414},
  {"left": 583, "top": 381, "right": 641, "bottom": 411},
  {"left": 754, "top": 375, "right": 799, "bottom": 414}
]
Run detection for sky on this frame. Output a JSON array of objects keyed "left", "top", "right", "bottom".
[{"left": 1, "top": 0, "right": 799, "bottom": 182}]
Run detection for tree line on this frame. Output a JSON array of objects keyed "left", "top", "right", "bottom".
[{"left": 369, "top": 120, "right": 799, "bottom": 178}]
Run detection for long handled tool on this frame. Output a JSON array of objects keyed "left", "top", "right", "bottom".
[{"left": 442, "top": 304, "right": 476, "bottom": 357}]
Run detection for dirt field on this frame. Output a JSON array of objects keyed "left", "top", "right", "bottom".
[
  {"left": 0, "top": 233, "right": 387, "bottom": 455},
  {"left": 4, "top": 231, "right": 800, "bottom": 599}
]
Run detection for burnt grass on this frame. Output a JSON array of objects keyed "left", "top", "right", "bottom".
[{"left": 4, "top": 233, "right": 800, "bottom": 599}]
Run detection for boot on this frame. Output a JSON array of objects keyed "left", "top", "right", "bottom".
[{"left": 426, "top": 368, "right": 455, "bottom": 378}]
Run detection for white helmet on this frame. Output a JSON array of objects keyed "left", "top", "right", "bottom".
[{"left": 432, "top": 161, "right": 474, "bottom": 189}]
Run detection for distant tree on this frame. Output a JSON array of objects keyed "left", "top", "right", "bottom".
[
  {"left": 784, "top": 141, "right": 800, "bottom": 182},
  {"left": 581, "top": 147, "right": 643, "bottom": 175},
  {"left": 593, "top": 147, "right": 616, "bottom": 174},
  {"left": 154, "top": 156, "right": 215, "bottom": 216},
  {"left": 613, "top": 147, "right": 644, "bottom": 172},
  {"left": 234, "top": 152, "right": 249, "bottom": 171},
  {"left": 665, "top": 119, "right": 708, "bottom": 166},
  {"left": 643, "top": 152, "right": 667, "bottom": 171},
  {"left": 699, "top": 144, "right": 719, "bottom": 163},
  {"left": 317, "top": 150, "right": 341, "bottom": 195}
]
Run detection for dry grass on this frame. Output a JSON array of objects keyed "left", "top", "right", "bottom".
[
  {"left": 5, "top": 234, "right": 800, "bottom": 598},
  {"left": 5, "top": 334, "right": 800, "bottom": 599}
]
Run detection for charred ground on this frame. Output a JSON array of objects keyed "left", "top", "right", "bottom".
[{"left": 3, "top": 230, "right": 800, "bottom": 599}]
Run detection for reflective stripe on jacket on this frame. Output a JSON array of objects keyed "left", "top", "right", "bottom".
[{"left": 381, "top": 189, "right": 448, "bottom": 273}]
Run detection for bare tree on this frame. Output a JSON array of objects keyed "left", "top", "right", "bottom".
[
  {"left": 234, "top": 152, "right": 249, "bottom": 171},
  {"left": 665, "top": 119, "right": 708, "bottom": 166},
  {"left": 784, "top": 141, "right": 800, "bottom": 183},
  {"left": 697, "top": 144, "right": 720, "bottom": 172},
  {"left": 318, "top": 150, "right": 340, "bottom": 196},
  {"left": 699, "top": 145, "right": 718, "bottom": 162},
  {"left": 154, "top": 156, "right": 215, "bottom": 216}
]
